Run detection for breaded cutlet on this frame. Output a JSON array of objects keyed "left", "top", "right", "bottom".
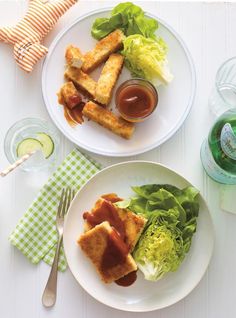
[
  {"left": 82, "top": 101, "right": 135, "bottom": 139},
  {"left": 65, "top": 45, "right": 84, "bottom": 68},
  {"left": 64, "top": 66, "right": 97, "bottom": 98},
  {"left": 57, "top": 81, "right": 82, "bottom": 109},
  {"left": 78, "top": 221, "right": 137, "bottom": 283},
  {"left": 84, "top": 196, "right": 147, "bottom": 252},
  {"left": 95, "top": 53, "right": 124, "bottom": 106},
  {"left": 81, "top": 29, "right": 125, "bottom": 73}
]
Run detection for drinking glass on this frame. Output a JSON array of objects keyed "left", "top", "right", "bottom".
[
  {"left": 4, "top": 118, "right": 60, "bottom": 171},
  {"left": 209, "top": 57, "right": 236, "bottom": 116}
]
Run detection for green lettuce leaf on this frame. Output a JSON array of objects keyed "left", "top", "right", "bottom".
[
  {"left": 128, "top": 184, "right": 199, "bottom": 281},
  {"left": 91, "top": 2, "right": 158, "bottom": 40},
  {"left": 133, "top": 218, "right": 184, "bottom": 281},
  {"left": 122, "top": 34, "right": 173, "bottom": 85}
]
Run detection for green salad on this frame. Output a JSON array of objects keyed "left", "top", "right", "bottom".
[
  {"left": 91, "top": 2, "right": 158, "bottom": 40},
  {"left": 122, "top": 34, "right": 173, "bottom": 85},
  {"left": 91, "top": 2, "right": 173, "bottom": 85},
  {"left": 116, "top": 184, "right": 199, "bottom": 281}
]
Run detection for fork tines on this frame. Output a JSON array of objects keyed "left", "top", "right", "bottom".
[{"left": 57, "top": 187, "right": 75, "bottom": 218}]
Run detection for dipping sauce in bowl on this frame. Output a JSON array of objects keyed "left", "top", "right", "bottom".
[{"left": 115, "top": 78, "right": 158, "bottom": 122}]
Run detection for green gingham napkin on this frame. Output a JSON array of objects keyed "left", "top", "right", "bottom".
[{"left": 9, "top": 149, "right": 101, "bottom": 271}]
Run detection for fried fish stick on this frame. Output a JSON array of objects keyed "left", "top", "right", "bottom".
[
  {"left": 95, "top": 53, "right": 124, "bottom": 105},
  {"left": 81, "top": 29, "right": 125, "bottom": 73},
  {"left": 58, "top": 81, "right": 82, "bottom": 109},
  {"left": 65, "top": 45, "right": 84, "bottom": 68},
  {"left": 64, "top": 66, "right": 97, "bottom": 98},
  {"left": 82, "top": 101, "right": 135, "bottom": 139}
]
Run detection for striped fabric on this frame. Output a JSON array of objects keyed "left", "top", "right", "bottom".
[{"left": 0, "top": 0, "right": 77, "bottom": 72}]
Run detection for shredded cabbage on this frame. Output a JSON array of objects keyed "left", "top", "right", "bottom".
[
  {"left": 122, "top": 184, "right": 199, "bottom": 281},
  {"left": 122, "top": 34, "right": 173, "bottom": 85},
  {"left": 133, "top": 221, "right": 184, "bottom": 281}
]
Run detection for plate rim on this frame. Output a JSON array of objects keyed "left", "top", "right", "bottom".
[
  {"left": 63, "top": 160, "right": 214, "bottom": 312},
  {"left": 41, "top": 7, "right": 197, "bottom": 157}
]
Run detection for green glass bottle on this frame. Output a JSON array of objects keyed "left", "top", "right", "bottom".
[{"left": 200, "top": 108, "right": 236, "bottom": 184}]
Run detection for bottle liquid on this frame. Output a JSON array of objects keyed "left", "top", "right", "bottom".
[{"left": 200, "top": 108, "right": 236, "bottom": 184}]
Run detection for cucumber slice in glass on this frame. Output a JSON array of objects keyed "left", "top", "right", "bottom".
[
  {"left": 36, "top": 133, "right": 54, "bottom": 159},
  {"left": 16, "top": 138, "right": 43, "bottom": 157}
]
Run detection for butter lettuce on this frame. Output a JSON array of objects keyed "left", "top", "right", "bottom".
[
  {"left": 122, "top": 34, "right": 173, "bottom": 85},
  {"left": 91, "top": 2, "right": 173, "bottom": 85},
  {"left": 91, "top": 2, "right": 158, "bottom": 40},
  {"left": 134, "top": 219, "right": 184, "bottom": 281},
  {"left": 118, "top": 184, "right": 200, "bottom": 281}
]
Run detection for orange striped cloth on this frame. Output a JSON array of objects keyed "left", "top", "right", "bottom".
[{"left": 0, "top": 0, "right": 77, "bottom": 72}]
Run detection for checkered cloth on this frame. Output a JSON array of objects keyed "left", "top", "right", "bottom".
[{"left": 9, "top": 149, "right": 101, "bottom": 271}]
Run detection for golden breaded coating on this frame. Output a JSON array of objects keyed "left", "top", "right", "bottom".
[
  {"left": 58, "top": 81, "right": 82, "bottom": 109},
  {"left": 78, "top": 221, "right": 137, "bottom": 283},
  {"left": 81, "top": 29, "right": 125, "bottom": 73},
  {"left": 82, "top": 101, "right": 135, "bottom": 139},
  {"left": 95, "top": 53, "right": 124, "bottom": 105},
  {"left": 116, "top": 206, "right": 147, "bottom": 251},
  {"left": 64, "top": 66, "right": 97, "bottom": 98},
  {"left": 65, "top": 45, "right": 84, "bottom": 68},
  {"left": 84, "top": 197, "right": 147, "bottom": 252}
]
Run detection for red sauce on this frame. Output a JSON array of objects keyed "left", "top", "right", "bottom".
[
  {"left": 83, "top": 193, "right": 137, "bottom": 287},
  {"left": 101, "top": 229, "right": 129, "bottom": 271},
  {"left": 115, "top": 270, "right": 137, "bottom": 287},
  {"left": 116, "top": 83, "right": 158, "bottom": 122},
  {"left": 63, "top": 103, "right": 85, "bottom": 126},
  {"left": 101, "top": 193, "right": 123, "bottom": 203},
  {"left": 58, "top": 89, "right": 88, "bottom": 127},
  {"left": 83, "top": 199, "right": 126, "bottom": 241},
  {"left": 63, "top": 106, "right": 77, "bottom": 126},
  {"left": 68, "top": 94, "right": 82, "bottom": 108}
]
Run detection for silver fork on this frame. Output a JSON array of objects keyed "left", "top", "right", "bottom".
[{"left": 42, "top": 187, "right": 75, "bottom": 308}]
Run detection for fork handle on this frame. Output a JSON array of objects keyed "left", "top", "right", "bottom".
[{"left": 42, "top": 235, "right": 63, "bottom": 307}]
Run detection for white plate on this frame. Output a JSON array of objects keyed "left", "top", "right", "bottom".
[
  {"left": 63, "top": 161, "right": 214, "bottom": 312},
  {"left": 41, "top": 8, "right": 196, "bottom": 157}
]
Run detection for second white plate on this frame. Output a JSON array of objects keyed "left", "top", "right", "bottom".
[
  {"left": 63, "top": 161, "right": 214, "bottom": 312},
  {"left": 42, "top": 8, "right": 196, "bottom": 157}
]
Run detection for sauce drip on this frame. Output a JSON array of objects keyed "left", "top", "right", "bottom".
[
  {"left": 115, "top": 270, "right": 137, "bottom": 287},
  {"left": 117, "top": 84, "right": 157, "bottom": 120},
  {"left": 101, "top": 193, "right": 123, "bottom": 203},
  {"left": 83, "top": 193, "right": 137, "bottom": 287},
  {"left": 64, "top": 103, "right": 85, "bottom": 126},
  {"left": 83, "top": 199, "right": 126, "bottom": 241},
  {"left": 101, "top": 229, "right": 129, "bottom": 271},
  {"left": 67, "top": 94, "right": 82, "bottom": 108},
  {"left": 58, "top": 89, "right": 88, "bottom": 126}
]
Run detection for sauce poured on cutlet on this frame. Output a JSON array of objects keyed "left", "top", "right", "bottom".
[
  {"left": 67, "top": 94, "right": 82, "bottom": 107},
  {"left": 83, "top": 199, "right": 126, "bottom": 241},
  {"left": 101, "top": 229, "right": 137, "bottom": 287},
  {"left": 83, "top": 193, "right": 138, "bottom": 287},
  {"left": 101, "top": 193, "right": 123, "bottom": 203},
  {"left": 58, "top": 89, "right": 88, "bottom": 126},
  {"left": 101, "top": 228, "right": 128, "bottom": 271},
  {"left": 63, "top": 103, "right": 85, "bottom": 126},
  {"left": 115, "top": 270, "right": 137, "bottom": 287}
]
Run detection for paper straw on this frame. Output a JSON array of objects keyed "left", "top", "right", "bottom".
[{"left": 0, "top": 151, "right": 36, "bottom": 177}]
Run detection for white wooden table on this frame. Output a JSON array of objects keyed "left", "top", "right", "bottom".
[{"left": 1, "top": 1, "right": 236, "bottom": 317}]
